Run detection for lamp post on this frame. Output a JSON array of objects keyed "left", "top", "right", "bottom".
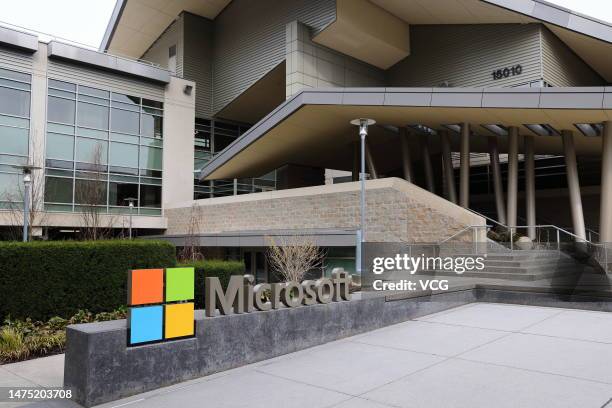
[
  {"left": 12, "top": 164, "right": 41, "bottom": 242},
  {"left": 350, "top": 118, "right": 375, "bottom": 275},
  {"left": 124, "top": 197, "right": 137, "bottom": 239}
]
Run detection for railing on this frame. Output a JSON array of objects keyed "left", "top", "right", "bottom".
[{"left": 437, "top": 210, "right": 611, "bottom": 273}]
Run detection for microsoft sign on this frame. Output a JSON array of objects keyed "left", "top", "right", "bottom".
[{"left": 128, "top": 268, "right": 352, "bottom": 346}]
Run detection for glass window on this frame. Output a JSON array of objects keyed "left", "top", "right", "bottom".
[
  {"left": 76, "top": 138, "right": 108, "bottom": 164},
  {"left": 112, "top": 93, "right": 140, "bottom": 106},
  {"left": 44, "top": 176, "right": 73, "bottom": 203},
  {"left": 79, "top": 86, "right": 109, "bottom": 99},
  {"left": 0, "top": 126, "right": 29, "bottom": 155},
  {"left": 142, "top": 99, "right": 163, "bottom": 109},
  {"left": 46, "top": 133, "right": 74, "bottom": 161},
  {"left": 48, "top": 96, "right": 75, "bottom": 124},
  {"left": 49, "top": 79, "right": 75, "bottom": 92},
  {"left": 110, "top": 142, "right": 138, "bottom": 168},
  {"left": 214, "top": 134, "right": 236, "bottom": 153},
  {"left": 77, "top": 102, "right": 109, "bottom": 130},
  {"left": 75, "top": 179, "right": 107, "bottom": 205},
  {"left": 0, "top": 172, "right": 21, "bottom": 201},
  {"left": 111, "top": 108, "right": 139, "bottom": 134},
  {"left": 139, "top": 146, "right": 162, "bottom": 170},
  {"left": 0, "top": 78, "right": 30, "bottom": 91},
  {"left": 0, "top": 68, "right": 30, "bottom": 83},
  {"left": 140, "top": 184, "right": 161, "bottom": 208},
  {"left": 77, "top": 127, "right": 107, "bottom": 140},
  {"left": 141, "top": 114, "right": 162, "bottom": 138},
  {"left": 0, "top": 87, "right": 30, "bottom": 117},
  {"left": 109, "top": 182, "right": 138, "bottom": 206},
  {"left": 47, "top": 123, "right": 73, "bottom": 135}
]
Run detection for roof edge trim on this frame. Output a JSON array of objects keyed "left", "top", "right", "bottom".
[{"left": 99, "top": 0, "right": 126, "bottom": 52}]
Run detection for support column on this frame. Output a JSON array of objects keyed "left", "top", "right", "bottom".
[
  {"left": 421, "top": 135, "right": 435, "bottom": 193},
  {"left": 365, "top": 140, "right": 378, "bottom": 179},
  {"left": 459, "top": 123, "right": 470, "bottom": 208},
  {"left": 562, "top": 130, "right": 586, "bottom": 241},
  {"left": 487, "top": 137, "right": 506, "bottom": 224},
  {"left": 524, "top": 135, "right": 536, "bottom": 239},
  {"left": 600, "top": 121, "right": 612, "bottom": 242},
  {"left": 440, "top": 130, "right": 457, "bottom": 204},
  {"left": 507, "top": 126, "right": 519, "bottom": 228},
  {"left": 399, "top": 127, "right": 413, "bottom": 183}
]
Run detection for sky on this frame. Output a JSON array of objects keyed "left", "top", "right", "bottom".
[{"left": 0, "top": 0, "right": 611, "bottom": 50}]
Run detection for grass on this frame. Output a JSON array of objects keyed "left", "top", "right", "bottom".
[{"left": 0, "top": 307, "right": 126, "bottom": 364}]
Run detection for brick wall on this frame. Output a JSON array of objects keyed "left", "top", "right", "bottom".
[{"left": 165, "top": 178, "right": 485, "bottom": 243}]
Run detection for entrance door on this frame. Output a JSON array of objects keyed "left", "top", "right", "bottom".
[{"left": 243, "top": 250, "right": 269, "bottom": 283}]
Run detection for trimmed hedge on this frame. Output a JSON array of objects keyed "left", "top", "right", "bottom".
[
  {"left": 0, "top": 240, "right": 176, "bottom": 321},
  {"left": 178, "top": 259, "right": 245, "bottom": 309}
]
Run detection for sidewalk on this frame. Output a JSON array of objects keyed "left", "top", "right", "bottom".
[{"left": 3, "top": 303, "right": 612, "bottom": 408}]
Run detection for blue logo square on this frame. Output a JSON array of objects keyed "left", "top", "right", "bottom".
[{"left": 129, "top": 305, "right": 163, "bottom": 344}]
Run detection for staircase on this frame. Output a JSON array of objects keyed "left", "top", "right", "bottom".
[{"left": 415, "top": 250, "right": 587, "bottom": 282}]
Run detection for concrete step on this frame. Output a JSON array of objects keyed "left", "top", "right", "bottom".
[{"left": 415, "top": 268, "right": 575, "bottom": 281}]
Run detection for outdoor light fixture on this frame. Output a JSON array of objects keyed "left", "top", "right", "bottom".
[
  {"left": 574, "top": 123, "right": 603, "bottom": 137},
  {"left": 442, "top": 124, "right": 462, "bottom": 133},
  {"left": 524, "top": 124, "right": 560, "bottom": 137},
  {"left": 183, "top": 85, "right": 193, "bottom": 95},
  {"left": 12, "top": 164, "right": 41, "bottom": 242},
  {"left": 124, "top": 197, "right": 138, "bottom": 239},
  {"left": 481, "top": 124, "right": 509, "bottom": 136},
  {"left": 408, "top": 124, "right": 437, "bottom": 135},
  {"left": 350, "top": 118, "right": 375, "bottom": 276}
]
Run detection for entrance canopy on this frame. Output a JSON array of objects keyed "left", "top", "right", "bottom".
[{"left": 199, "top": 87, "right": 612, "bottom": 180}]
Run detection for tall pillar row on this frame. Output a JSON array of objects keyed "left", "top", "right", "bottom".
[
  {"left": 421, "top": 135, "right": 435, "bottom": 193},
  {"left": 506, "top": 126, "right": 519, "bottom": 229},
  {"left": 600, "top": 122, "right": 612, "bottom": 243},
  {"left": 488, "top": 136, "right": 506, "bottom": 224},
  {"left": 399, "top": 127, "right": 413, "bottom": 183},
  {"left": 524, "top": 135, "right": 536, "bottom": 240},
  {"left": 459, "top": 123, "right": 470, "bottom": 208},
  {"left": 562, "top": 130, "right": 586, "bottom": 241},
  {"left": 440, "top": 130, "right": 457, "bottom": 204}
]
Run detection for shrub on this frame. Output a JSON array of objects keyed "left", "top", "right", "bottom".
[
  {"left": 0, "top": 240, "right": 176, "bottom": 321},
  {"left": 178, "top": 259, "right": 245, "bottom": 309}
]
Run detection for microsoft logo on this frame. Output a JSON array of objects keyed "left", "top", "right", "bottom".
[{"left": 127, "top": 268, "right": 195, "bottom": 346}]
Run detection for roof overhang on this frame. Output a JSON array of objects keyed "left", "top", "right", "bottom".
[
  {"left": 200, "top": 87, "right": 612, "bottom": 180},
  {"left": 100, "top": 0, "right": 231, "bottom": 57},
  {"left": 0, "top": 25, "right": 38, "bottom": 53},
  {"left": 48, "top": 41, "right": 170, "bottom": 84}
]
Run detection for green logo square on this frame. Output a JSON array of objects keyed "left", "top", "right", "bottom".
[{"left": 165, "top": 267, "right": 195, "bottom": 302}]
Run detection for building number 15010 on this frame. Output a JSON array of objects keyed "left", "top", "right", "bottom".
[{"left": 492, "top": 64, "right": 522, "bottom": 80}]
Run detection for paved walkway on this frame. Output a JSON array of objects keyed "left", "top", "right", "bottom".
[{"left": 3, "top": 303, "right": 612, "bottom": 407}]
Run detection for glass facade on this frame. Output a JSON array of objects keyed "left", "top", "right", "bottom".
[
  {"left": 0, "top": 68, "right": 31, "bottom": 208},
  {"left": 44, "top": 79, "right": 164, "bottom": 215},
  {"left": 194, "top": 118, "right": 276, "bottom": 199}
]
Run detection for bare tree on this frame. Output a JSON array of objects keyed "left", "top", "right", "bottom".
[
  {"left": 266, "top": 235, "right": 325, "bottom": 282},
  {"left": 178, "top": 204, "right": 204, "bottom": 262},
  {"left": 76, "top": 144, "right": 114, "bottom": 240},
  {"left": 2, "top": 140, "right": 46, "bottom": 241}
]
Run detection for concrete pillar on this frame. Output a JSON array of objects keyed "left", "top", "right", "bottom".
[
  {"left": 399, "top": 127, "right": 413, "bottom": 183},
  {"left": 506, "top": 126, "right": 519, "bottom": 228},
  {"left": 365, "top": 140, "right": 378, "bottom": 179},
  {"left": 562, "top": 130, "right": 587, "bottom": 241},
  {"left": 487, "top": 137, "right": 506, "bottom": 224},
  {"left": 440, "top": 130, "right": 457, "bottom": 204},
  {"left": 524, "top": 135, "right": 536, "bottom": 240},
  {"left": 459, "top": 123, "right": 470, "bottom": 208},
  {"left": 421, "top": 136, "right": 435, "bottom": 193},
  {"left": 600, "top": 122, "right": 612, "bottom": 242}
]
